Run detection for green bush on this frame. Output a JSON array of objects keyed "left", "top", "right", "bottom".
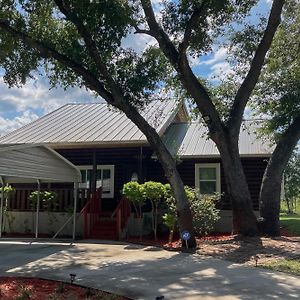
[
  {"left": 163, "top": 185, "right": 220, "bottom": 237},
  {"left": 188, "top": 190, "right": 220, "bottom": 236},
  {"left": 122, "top": 181, "right": 145, "bottom": 239},
  {"left": 29, "top": 191, "right": 58, "bottom": 211}
]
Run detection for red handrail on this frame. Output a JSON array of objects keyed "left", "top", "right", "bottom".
[
  {"left": 111, "top": 197, "right": 131, "bottom": 239},
  {"left": 81, "top": 188, "right": 102, "bottom": 238}
]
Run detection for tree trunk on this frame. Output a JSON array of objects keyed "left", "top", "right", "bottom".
[
  {"left": 260, "top": 116, "right": 300, "bottom": 236},
  {"left": 218, "top": 138, "right": 258, "bottom": 235},
  {"left": 119, "top": 103, "right": 197, "bottom": 248}
]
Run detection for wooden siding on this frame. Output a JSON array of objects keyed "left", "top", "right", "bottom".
[
  {"left": 9, "top": 146, "right": 268, "bottom": 211},
  {"left": 145, "top": 156, "right": 268, "bottom": 210}
]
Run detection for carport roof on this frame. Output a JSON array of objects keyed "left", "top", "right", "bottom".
[{"left": 0, "top": 144, "right": 80, "bottom": 183}]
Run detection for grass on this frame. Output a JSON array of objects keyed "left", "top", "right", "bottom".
[
  {"left": 261, "top": 259, "right": 300, "bottom": 276},
  {"left": 280, "top": 213, "right": 300, "bottom": 236}
]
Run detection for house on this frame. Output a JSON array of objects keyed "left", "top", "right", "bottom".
[{"left": 0, "top": 100, "right": 272, "bottom": 238}]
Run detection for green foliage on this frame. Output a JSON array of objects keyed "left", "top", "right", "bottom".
[
  {"left": 14, "top": 285, "right": 31, "bottom": 300},
  {"left": 142, "top": 181, "right": 165, "bottom": 204},
  {"left": 0, "top": 185, "right": 15, "bottom": 198},
  {"left": 160, "top": 0, "right": 257, "bottom": 55},
  {"left": 142, "top": 181, "right": 166, "bottom": 239},
  {"left": 252, "top": 0, "right": 300, "bottom": 137},
  {"left": 29, "top": 191, "right": 58, "bottom": 211},
  {"left": 163, "top": 184, "right": 220, "bottom": 236},
  {"left": 187, "top": 188, "right": 220, "bottom": 235},
  {"left": 284, "top": 153, "right": 300, "bottom": 212},
  {"left": 122, "top": 181, "right": 144, "bottom": 205},
  {"left": 162, "top": 212, "right": 176, "bottom": 230}
]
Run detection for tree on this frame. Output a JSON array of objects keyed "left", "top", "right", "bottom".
[
  {"left": 284, "top": 153, "right": 300, "bottom": 213},
  {"left": 136, "top": 0, "right": 284, "bottom": 235},
  {"left": 252, "top": 0, "right": 300, "bottom": 235},
  {"left": 0, "top": 0, "right": 196, "bottom": 247},
  {"left": 0, "top": 1, "right": 285, "bottom": 237}
]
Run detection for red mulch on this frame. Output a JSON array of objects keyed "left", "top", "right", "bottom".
[
  {"left": 125, "top": 232, "right": 233, "bottom": 251},
  {"left": 125, "top": 229, "right": 294, "bottom": 251},
  {"left": 0, "top": 277, "right": 130, "bottom": 300}
]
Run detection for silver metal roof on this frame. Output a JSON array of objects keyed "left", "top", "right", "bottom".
[
  {"left": 0, "top": 144, "right": 80, "bottom": 183},
  {"left": 0, "top": 100, "right": 179, "bottom": 145},
  {"left": 162, "top": 121, "right": 273, "bottom": 157}
]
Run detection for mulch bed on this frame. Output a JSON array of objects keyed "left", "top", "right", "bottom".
[
  {"left": 0, "top": 277, "right": 131, "bottom": 299},
  {"left": 125, "top": 230, "right": 300, "bottom": 267}
]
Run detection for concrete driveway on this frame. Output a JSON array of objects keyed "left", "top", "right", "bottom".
[{"left": 0, "top": 240, "right": 299, "bottom": 300}]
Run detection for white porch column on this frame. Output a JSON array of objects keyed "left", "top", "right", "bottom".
[
  {"left": 0, "top": 176, "right": 4, "bottom": 238},
  {"left": 72, "top": 181, "right": 79, "bottom": 240},
  {"left": 35, "top": 179, "right": 41, "bottom": 239}
]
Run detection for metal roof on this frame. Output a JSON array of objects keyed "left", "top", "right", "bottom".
[
  {"left": 162, "top": 121, "right": 273, "bottom": 157},
  {"left": 0, "top": 100, "right": 179, "bottom": 145},
  {"left": 0, "top": 144, "right": 81, "bottom": 183}
]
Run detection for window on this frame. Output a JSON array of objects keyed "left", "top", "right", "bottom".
[
  {"left": 78, "top": 165, "right": 114, "bottom": 198},
  {"left": 195, "top": 163, "right": 221, "bottom": 194}
]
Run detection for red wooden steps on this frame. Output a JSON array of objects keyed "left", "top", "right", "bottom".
[{"left": 89, "top": 218, "right": 118, "bottom": 240}]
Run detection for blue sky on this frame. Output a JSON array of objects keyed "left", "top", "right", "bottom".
[{"left": 0, "top": 0, "right": 271, "bottom": 135}]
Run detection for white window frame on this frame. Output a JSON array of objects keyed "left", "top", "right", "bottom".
[
  {"left": 195, "top": 163, "right": 221, "bottom": 194},
  {"left": 78, "top": 165, "right": 115, "bottom": 198}
]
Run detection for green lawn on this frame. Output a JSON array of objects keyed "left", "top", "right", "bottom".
[
  {"left": 280, "top": 213, "right": 300, "bottom": 236},
  {"left": 262, "top": 259, "right": 300, "bottom": 276}
]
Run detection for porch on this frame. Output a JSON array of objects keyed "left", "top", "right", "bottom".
[{"left": 4, "top": 187, "right": 132, "bottom": 240}]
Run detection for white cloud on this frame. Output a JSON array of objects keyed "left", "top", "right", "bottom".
[
  {"left": 0, "top": 75, "right": 97, "bottom": 115},
  {"left": 0, "top": 110, "right": 39, "bottom": 135},
  {"left": 197, "top": 46, "right": 234, "bottom": 81},
  {"left": 209, "top": 61, "right": 233, "bottom": 81},
  {"left": 201, "top": 47, "right": 229, "bottom": 66},
  {"left": 0, "top": 74, "right": 100, "bottom": 135},
  {"left": 122, "top": 32, "right": 157, "bottom": 53}
]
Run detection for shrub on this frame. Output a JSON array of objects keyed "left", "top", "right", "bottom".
[
  {"left": 142, "top": 181, "right": 165, "bottom": 240},
  {"left": 29, "top": 191, "right": 58, "bottom": 211},
  {"left": 163, "top": 185, "right": 220, "bottom": 238},
  {"left": 188, "top": 190, "right": 220, "bottom": 236},
  {"left": 122, "top": 181, "right": 145, "bottom": 239}
]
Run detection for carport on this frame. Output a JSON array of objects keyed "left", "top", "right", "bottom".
[{"left": 0, "top": 144, "right": 81, "bottom": 239}]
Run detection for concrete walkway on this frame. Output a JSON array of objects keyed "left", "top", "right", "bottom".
[{"left": 0, "top": 240, "right": 299, "bottom": 300}]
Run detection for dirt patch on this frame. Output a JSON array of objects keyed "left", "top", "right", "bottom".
[
  {"left": 196, "top": 235, "right": 300, "bottom": 267},
  {"left": 0, "top": 277, "right": 131, "bottom": 299}
]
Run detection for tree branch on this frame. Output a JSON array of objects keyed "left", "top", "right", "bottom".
[
  {"left": 140, "top": 0, "right": 224, "bottom": 138},
  {"left": 179, "top": 5, "right": 204, "bottom": 54},
  {"left": 134, "top": 25, "right": 155, "bottom": 37},
  {"left": 228, "top": 0, "right": 285, "bottom": 135},
  {"left": 0, "top": 19, "right": 114, "bottom": 103},
  {"left": 140, "top": 0, "right": 180, "bottom": 66},
  {"left": 53, "top": 0, "right": 124, "bottom": 102}
]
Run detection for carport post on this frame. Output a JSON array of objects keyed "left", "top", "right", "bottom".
[
  {"left": 0, "top": 176, "right": 4, "bottom": 238},
  {"left": 72, "top": 181, "right": 79, "bottom": 240},
  {"left": 35, "top": 179, "right": 41, "bottom": 239}
]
